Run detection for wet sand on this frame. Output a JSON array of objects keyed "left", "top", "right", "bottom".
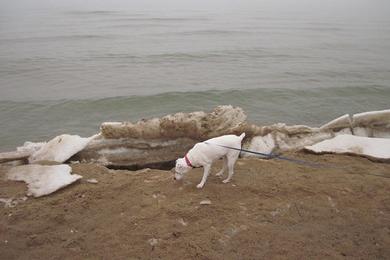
[{"left": 1, "top": 152, "right": 390, "bottom": 259}]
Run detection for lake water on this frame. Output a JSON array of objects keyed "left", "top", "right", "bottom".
[{"left": 1, "top": 0, "right": 390, "bottom": 151}]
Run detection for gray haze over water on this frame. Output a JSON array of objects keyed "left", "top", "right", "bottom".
[{"left": 1, "top": 0, "right": 390, "bottom": 151}]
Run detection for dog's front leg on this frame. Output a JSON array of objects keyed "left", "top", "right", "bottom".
[{"left": 197, "top": 164, "right": 211, "bottom": 189}]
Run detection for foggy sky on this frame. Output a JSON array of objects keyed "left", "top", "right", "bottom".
[{"left": 1, "top": 0, "right": 389, "bottom": 21}]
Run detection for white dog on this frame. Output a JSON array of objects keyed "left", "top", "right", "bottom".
[{"left": 174, "top": 133, "right": 245, "bottom": 188}]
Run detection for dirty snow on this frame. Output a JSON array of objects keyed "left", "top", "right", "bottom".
[
  {"left": 0, "top": 197, "right": 28, "bottom": 208},
  {"left": 0, "top": 198, "right": 15, "bottom": 208}
]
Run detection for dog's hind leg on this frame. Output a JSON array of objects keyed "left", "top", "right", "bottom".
[
  {"left": 197, "top": 164, "right": 211, "bottom": 189},
  {"left": 215, "top": 156, "right": 227, "bottom": 177},
  {"left": 222, "top": 153, "right": 239, "bottom": 184}
]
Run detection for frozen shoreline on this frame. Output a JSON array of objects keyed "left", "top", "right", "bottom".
[
  {"left": 1, "top": 105, "right": 390, "bottom": 199},
  {"left": 1, "top": 106, "right": 390, "bottom": 168}
]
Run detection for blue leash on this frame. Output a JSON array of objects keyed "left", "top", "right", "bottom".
[{"left": 204, "top": 142, "right": 337, "bottom": 169}]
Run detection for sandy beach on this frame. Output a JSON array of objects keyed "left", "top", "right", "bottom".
[{"left": 1, "top": 152, "right": 389, "bottom": 259}]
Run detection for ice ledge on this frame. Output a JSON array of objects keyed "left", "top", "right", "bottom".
[{"left": 1, "top": 107, "right": 389, "bottom": 167}]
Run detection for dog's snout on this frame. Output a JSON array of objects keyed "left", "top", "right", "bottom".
[{"left": 173, "top": 176, "right": 176, "bottom": 180}]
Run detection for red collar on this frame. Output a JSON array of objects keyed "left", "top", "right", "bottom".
[{"left": 184, "top": 154, "right": 194, "bottom": 168}]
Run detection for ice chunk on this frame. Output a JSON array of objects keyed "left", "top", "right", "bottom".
[
  {"left": 178, "top": 218, "right": 188, "bottom": 226},
  {"left": 352, "top": 109, "right": 390, "bottom": 127},
  {"left": 17, "top": 141, "right": 46, "bottom": 154},
  {"left": 320, "top": 114, "right": 352, "bottom": 130},
  {"left": 7, "top": 164, "right": 82, "bottom": 197},
  {"left": 0, "top": 150, "right": 30, "bottom": 164},
  {"left": 101, "top": 105, "right": 246, "bottom": 140},
  {"left": 274, "top": 131, "right": 333, "bottom": 151},
  {"left": 353, "top": 127, "right": 372, "bottom": 137},
  {"left": 305, "top": 135, "right": 390, "bottom": 159},
  {"left": 372, "top": 129, "right": 390, "bottom": 139},
  {"left": 200, "top": 199, "right": 212, "bottom": 205},
  {"left": 101, "top": 122, "right": 122, "bottom": 127},
  {"left": 335, "top": 128, "right": 353, "bottom": 136},
  {"left": 243, "top": 134, "right": 275, "bottom": 157},
  {"left": 148, "top": 238, "right": 159, "bottom": 246},
  {"left": 29, "top": 134, "right": 96, "bottom": 163},
  {"left": 86, "top": 178, "right": 98, "bottom": 184}
]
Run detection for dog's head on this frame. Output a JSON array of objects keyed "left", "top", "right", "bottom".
[{"left": 173, "top": 158, "right": 191, "bottom": 180}]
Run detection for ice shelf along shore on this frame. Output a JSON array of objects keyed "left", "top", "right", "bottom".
[
  {"left": 0, "top": 106, "right": 390, "bottom": 169},
  {"left": 1, "top": 106, "right": 389, "bottom": 198}
]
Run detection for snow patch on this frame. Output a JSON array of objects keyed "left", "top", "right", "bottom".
[
  {"left": 305, "top": 135, "right": 390, "bottom": 159},
  {"left": 7, "top": 164, "right": 82, "bottom": 197},
  {"left": 29, "top": 134, "right": 95, "bottom": 163},
  {"left": 0, "top": 197, "right": 28, "bottom": 208},
  {"left": 0, "top": 198, "right": 15, "bottom": 208}
]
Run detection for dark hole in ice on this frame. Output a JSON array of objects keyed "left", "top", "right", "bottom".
[{"left": 106, "top": 159, "right": 176, "bottom": 171}]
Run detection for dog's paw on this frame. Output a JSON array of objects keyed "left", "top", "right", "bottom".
[
  {"left": 215, "top": 172, "right": 223, "bottom": 177},
  {"left": 196, "top": 183, "right": 204, "bottom": 189},
  {"left": 222, "top": 179, "right": 230, "bottom": 184}
]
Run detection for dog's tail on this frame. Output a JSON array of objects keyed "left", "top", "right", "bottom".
[{"left": 239, "top": 132, "right": 246, "bottom": 141}]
